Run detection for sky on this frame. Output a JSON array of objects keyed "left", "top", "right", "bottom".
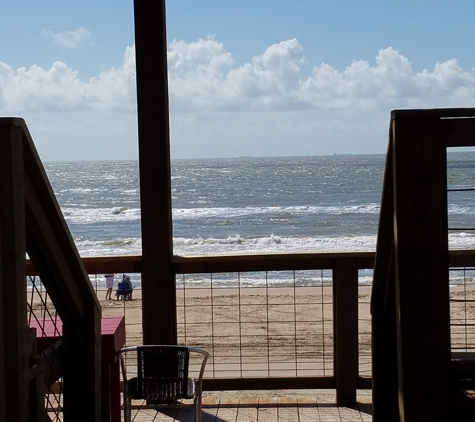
[{"left": 1, "top": 1, "right": 475, "bottom": 161}]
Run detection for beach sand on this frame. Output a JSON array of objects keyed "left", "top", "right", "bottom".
[
  {"left": 30, "top": 284, "right": 475, "bottom": 402},
  {"left": 97, "top": 285, "right": 373, "bottom": 402}
]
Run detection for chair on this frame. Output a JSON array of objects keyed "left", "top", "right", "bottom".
[
  {"left": 115, "top": 282, "right": 133, "bottom": 300},
  {"left": 118, "top": 345, "right": 209, "bottom": 422}
]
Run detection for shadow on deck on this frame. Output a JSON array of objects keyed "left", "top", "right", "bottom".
[{"left": 128, "top": 395, "right": 373, "bottom": 422}]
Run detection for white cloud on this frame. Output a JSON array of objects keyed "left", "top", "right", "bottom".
[
  {"left": 167, "top": 41, "right": 475, "bottom": 112},
  {"left": 2, "top": 40, "right": 475, "bottom": 116},
  {"left": 298, "top": 47, "right": 475, "bottom": 110},
  {"left": 0, "top": 47, "right": 136, "bottom": 113},
  {"left": 43, "top": 27, "right": 92, "bottom": 48}
]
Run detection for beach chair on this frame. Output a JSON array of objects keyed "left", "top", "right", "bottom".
[
  {"left": 116, "top": 281, "right": 133, "bottom": 300},
  {"left": 118, "top": 345, "right": 209, "bottom": 422}
]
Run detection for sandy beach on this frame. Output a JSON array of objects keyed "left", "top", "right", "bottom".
[
  {"left": 28, "top": 282, "right": 475, "bottom": 404},
  {"left": 97, "top": 284, "right": 475, "bottom": 378},
  {"left": 98, "top": 285, "right": 370, "bottom": 379},
  {"left": 30, "top": 283, "right": 475, "bottom": 374}
]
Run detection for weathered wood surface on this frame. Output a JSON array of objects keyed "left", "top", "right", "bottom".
[
  {"left": 333, "top": 258, "right": 358, "bottom": 405},
  {"left": 371, "top": 126, "right": 399, "bottom": 422},
  {"left": 372, "top": 109, "right": 467, "bottom": 421},
  {"left": 21, "top": 118, "right": 102, "bottom": 422},
  {"left": 0, "top": 117, "right": 102, "bottom": 421},
  {"left": 24, "top": 249, "right": 475, "bottom": 277},
  {"left": 0, "top": 118, "right": 28, "bottom": 422},
  {"left": 126, "top": 398, "right": 373, "bottom": 421},
  {"left": 134, "top": 0, "right": 176, "bottom": 346},
  {"left": 393, "top": 115, "right": 451, "bottom": 422}
]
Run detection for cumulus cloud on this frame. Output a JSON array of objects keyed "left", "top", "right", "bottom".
[
  {"left": 0, "top": 46, "right": 136, "bottom": 113},
  {"left": 170, "top": 41, "right": 475, "bottom": 111},
  {"left": 298, "top": 48, "right": 475, "bottom": 109},
  {"left": 1, "top": 38, "right": 475, "bottom": 116},
  {"left": 43, "top": 27, "right": 92, "bottom": 48}
]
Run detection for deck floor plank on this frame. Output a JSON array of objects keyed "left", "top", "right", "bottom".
[
  {"left": 297, "top": 397, "right": 319, "bottom": 422},
  {"left": 236, "top": 398, "right": 258, "bottom": 422},
  {"left": 203, "top": 397, "right": 220, "bottom": 422},
  {"left": 216, "top": 398, "right": 239, "bottom": 422},
  {"left": 277, "top": 397, "right": 299, "bottom": 422},
  {"left": 257, "top": 398, "right": 279, "bottom": 421},
  {"left": 123, "top": 397, "right": 373, "bottom": 422}
]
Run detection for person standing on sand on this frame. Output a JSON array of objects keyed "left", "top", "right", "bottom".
[{"left": 104, "top": 273, "right": 115, "bottom": 300}]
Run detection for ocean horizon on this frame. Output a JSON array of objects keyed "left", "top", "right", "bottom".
[
  {"left": 41, "top": 152, "right": 475, "bottom": 287},
  {"left": 44, "top": 152, "right": 475, "bottom": 257}
]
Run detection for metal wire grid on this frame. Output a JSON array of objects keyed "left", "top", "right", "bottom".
[
  {"left": 90, "top": 273, "right": 143, "bottom": 346},
  {"left": 449, "top": 267, "right": 475, "bottom": 353},
  {"left": 358, "top": 270, "right": 372, "bottom": 378},
  {"left": 26, "top": 274, "right": 63, "bottom": 421},
  {"left": 447, "top": 155, "right": 475, "bottom": 353},
  {"left": 176, "top": 269, "right": 334, "bottom": 379}
]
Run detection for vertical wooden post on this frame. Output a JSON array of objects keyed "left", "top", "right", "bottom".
[
  {"left": 371, "top": 130, "right": 399, "bottom": 422},
  {"left": 23, "top": 126, "right": 102, "bottom": 421},
  {"left": 133, "top": 0, "right": 176, "bottom": 345},
  {"left": 0, "top": 183, "right": 4, "bottom": 422},
  {"left": 333, "top": 258, "right": 359, "bottom": 406},
  {"left": 393, "top": 113, "right": 451, "bottom": 421},
  {"left": 0, "top": 121, "right": 28, "bottom": 422}
]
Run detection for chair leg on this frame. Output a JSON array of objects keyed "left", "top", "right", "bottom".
[
  {"left": 194, "top": 393, "right": 203, "bottom": 422},
  {"left": 126, "top": 396, "right": 132, "bottom": 422}
]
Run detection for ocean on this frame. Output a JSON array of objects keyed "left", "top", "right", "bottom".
[{"left": 44, "top": 153, "right": 475, "bottom": 259}]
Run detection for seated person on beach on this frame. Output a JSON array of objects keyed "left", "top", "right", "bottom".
[{"left": 116, "top": 275, "right": 133, "bottom": 300}]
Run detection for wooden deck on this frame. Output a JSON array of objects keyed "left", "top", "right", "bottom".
[{"left": 127, "top": 397, "right": 373, "bottom": 421}]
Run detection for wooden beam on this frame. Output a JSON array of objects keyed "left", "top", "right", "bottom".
[
  {"left": 0, "top": 157, "right": 4, "bottom": 422},
  {"left": 29, "top": 340, "right": 64, "bottom": 422},
  {"left": 441, "top": 117, "right": 475, "bottom": 147},
  {"left": 20, "top": 122, "right": 102, "bottom": 422},
  {"left": 371, "top": 126, "right": 399, "bottom": 422},
  {"left": 0, "top": 119, "right": 28, "bottom": 422},
  {"left": 24, "top": 173, "right": 86, "bottom": 323},
  {"left": 391, "top": 108, "right": 475, "bottom": 119},
  {"left": 393, "top": 115, "right": 451, "bottom": 421},
  {"left": 333, "top": 258, "right": 358, "bottom": 406},
  {"left": 21, "top": 121, "right": 100, "bottom": 317},
  {"left": 171, "top": 252, "right": 375, "bottom": 274},
  {"left": 24, "top": 249, "right": 475, "bottom": 278},
  {"left": 0, "top": 118, "right": 102, "bottom": 421},
  {"left": 203, "top": 376, "right": 335, "bottom": 391},
  {"left": 133, "top": 0, "right": 176, "bottom": 345}
]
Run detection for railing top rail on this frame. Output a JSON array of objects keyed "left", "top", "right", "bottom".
[
  {"left": 391, "top": 108, "right": 475, "bottom": 119},
  {"left": 26, "top": 249, "right": 475, "bottom": 276}
]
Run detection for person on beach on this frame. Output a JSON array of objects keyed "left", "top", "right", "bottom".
[
  {"left": 104, "top": 273, "right": 115, "bottom": 300},
  {"left": 121, "top": 274, "right": 134, "bottom": 300}
]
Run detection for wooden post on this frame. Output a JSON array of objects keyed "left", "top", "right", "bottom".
[
  {"left": 20, "top": 119, "right": 102, "bottom": 422},
  {"left": 0, "top": 182, "right": 4, "bottom": 422},
  {"left": 371, "top": 129, "right": 399, "bottom": 421},
  {"left": 133, "top": 0, "right": 176, "bottom": 345},
  {"left": 333, "top": 258, "right": 358, "bottom": 405},
  {"left": 392, "top": 113, "right": 451, "bottom": 421},
  {"left": 0, "top": 121, "right": 28, "bottom": 422}
]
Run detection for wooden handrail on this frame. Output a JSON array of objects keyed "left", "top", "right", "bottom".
[
  {"left": 25, "top": 249, "right": 475, "bottom": 276},
  {"left": 0, "top": 117, "right": 102, "bottom": 422},
  {"left": 24, "top": 248, "right": 475, "bottom": 406}
]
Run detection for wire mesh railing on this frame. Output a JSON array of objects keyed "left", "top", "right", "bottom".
[
  {"left": 176, "top": 269, "right": 334, "bottom": 379},
  {"left": 449, "top": 267, "right": 475, "bottom": 353},
  {"left": 27, "top": 273, "right": 63, "bottom": 422},
  {"left": 358, "top": 269, "right": 372, "bottom": 379},
  {"left": 26, "top": 250, "right": 475, "bottom": 413}
]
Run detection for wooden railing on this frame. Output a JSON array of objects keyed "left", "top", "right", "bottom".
[
  {"left": 0, "top": 118, "right": 101, "bottom": 422},
  {"left": 31, "top": 248, "right": 475, "bottom": 406},
  {"left": 372, "top": 108, "right": 475, "bottom": 421}
]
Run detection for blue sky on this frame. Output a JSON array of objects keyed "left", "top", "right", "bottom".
[{"left": 1, "top": 1, "right": 475, "bottom": 161}]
